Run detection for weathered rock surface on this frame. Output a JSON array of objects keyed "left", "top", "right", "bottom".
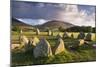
[
  {"left": 11, "top": 44, "right": 20, "bottom": 49},
  {"left": 34, "top": 38, "right": 52, "bottom": 58},
  {"left": 71, "top": 33, "right": 74, "bottom": 38},
  {"left": 48, "top": 30, "right": 52, "bottom": 36},
  {"left": 85, "top": 33, "right": 92, "bottom": 41},
  {"left": 74, "top": 39, "right": 85, "bottom": 47},
  {"left": 20, "top": 35, "right": 28, "bottom": 45},
  {"left": 63, "top": 32, "right": 69, "bottom": 38},
  {"left": 54, "top": 38, "right": 65, "bottom": 55},
  {"left": 77, "top": 32, "right": 85, "bottom": 39},
  {"left": 36, "top": 28, "right": 40, "bottom": 35},
  {"left": 31, "top": 37, "right": 40, "bottom": 46}
]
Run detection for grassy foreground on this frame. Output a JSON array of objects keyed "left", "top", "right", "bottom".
[{"left": 11, "top": 31, "right": 96, "bottom": 66}]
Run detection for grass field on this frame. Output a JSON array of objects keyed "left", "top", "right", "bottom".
[
  {"left": 11, "top": 31, "right": 96, "bottom": 44},
  {"left": 11, "top": 31, "right": 96, "bottom": 66}
]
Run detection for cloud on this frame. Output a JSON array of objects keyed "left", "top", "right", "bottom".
[
  {"left": 12, "top": 1, "right": 96, "bottom": 27},
  {"left": 18, "top": 18, "right": 47, "bottom": 25},
  {"left": 36, "top": 3, "right": 45, "bottom": 7},
  {"left": 57, "top": 5, "right": 95, "bottom": 27}
]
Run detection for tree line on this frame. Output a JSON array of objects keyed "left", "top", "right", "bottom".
[{"left": 59, "top": 26, "right": 96, "bottom": 33}]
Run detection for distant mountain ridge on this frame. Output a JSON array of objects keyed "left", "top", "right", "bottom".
[
  {"left": 36, "top": 20, "right": 75, "bottom": 30},
  {"left": 12, "top": 18, "right": 33, "bottom": 27},
  {"left": 12, "top": 18, "right": 75, "bottom": 31},
  {"left": 12, "top": 18, "right": 34, "bottom": 31}
]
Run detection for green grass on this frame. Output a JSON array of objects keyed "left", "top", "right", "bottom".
[
  {"left": 11, "top": 31, "right": 96, "bottom": 44},
  {"left": 11, "top": 47, "right": 96, "bottom": 66},
  {"left": 11, "top": 31, "right": 96, "bottom": 66}
]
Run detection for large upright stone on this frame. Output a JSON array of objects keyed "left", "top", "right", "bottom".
[
  {"left": 34, "top": 38, "right": 52, "bottom": 58},
  {"left": 19, "top": 29, "right": 23, "bottom": 42},
  {"left": 20, "top": 35, "right": 28, "bottom": 45},
  {"left": 24, "top": 37, "right": 40, "bottom": 51},
  {"left": 51, "top": 31, "right": 53, "bottom": 36},
  {"left": 48, "top": 30, "right": 52, "bottom": 36},
  {"left": 24, "top": 39, "right": 33, "bottom": 51},
  {"left": 20, "top": 29, "right": 23, "bottom": 35},
  {"left": 71, "top": 33, "right": 74, "bottom": 38},
  {"left": 36, "top": 28, "right": 40, "bottom": 35},
  {"left": 85, "top": 33, "right": 92, "bottom": 41},
  {"left": 31, "top": 37, "right": 40, "bottom": 46},
  {"left": 54, "top": 38, "right": 65, "bottom": 55},
  {"left": 77, "top": 32, "right": 85, "bottom": 39},
  {"left": 63, "top": 32, "right": 69, "bottom": 38}
]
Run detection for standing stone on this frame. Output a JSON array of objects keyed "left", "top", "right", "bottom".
[
  {"left": 63, "top": 32, "right": 69, "bottom": 38},
  {"left": 56, "top": 33, "right": 62, "bottom": 39},
  {"left": 20, "top": 29, "right": 23, "bottom": 35},
  {"left": 48, "top": 30, "right": 52, "bottom": 36},
  {"left": 74, "top": 39, "right": 85, "bottom": 47},
  {"left": 71, "top": 33, "right": 74, "bottom": 38},
  {"left": 54, "top": 38, "right": 65, "bottom": 55},
  {"left": 19, "top": 29, "right": 23, "bottom": 42},
  {"left": 77, "top": 32, "right": 85, "bottom": 39},
  {"left": 20, "top": 35, "right": 28, "bottom": 46},
  {"left": 36, "top": 28, "right": 40, "bottom": 35},
  {"left": 31, "top": 37, "right": 40, "bottom": 46},
  {"left": 11, "top": 44, "right": 20, "bottom": 49},
  {"left": 24, "top": 37, "right": 40, "bottom": 51},
  {"left": 51, "top": 31, "right": 53, "bottom": 36},
  {"left": 24, "top": 39, "right": 33, "bottom": 51},
  {"left": 34, "top": 38, "right": 52, "bottom": 58},
  {"left": 85, "top": 33, "right": 92, "bottom": 41},
  {"left": 78, "top": 39, "right": 85, "bottom": 46}
]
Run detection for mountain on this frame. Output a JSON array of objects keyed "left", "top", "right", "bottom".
[
  {"left": 12, "top": 18, "right": 33, "bottom": 26},
  {"left": 12, "top": 18, "right": 33, "bottom": 30},
  {"left": 12, "top": 18, "right": 75, "bottom": 31},
  {"left": 36, "top": 20, "right": 75, "bottom": 31}
]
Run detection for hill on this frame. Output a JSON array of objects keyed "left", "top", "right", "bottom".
[
  {"left": 36, "top": 20, "right": 75, "bottom": 31},
  {"left": 12, "top": 18, "right": 34, "bottom": 31}
]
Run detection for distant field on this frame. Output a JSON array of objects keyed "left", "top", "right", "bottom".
[{"left": 11, "top": 31, "right": 96, "bottom": 44}]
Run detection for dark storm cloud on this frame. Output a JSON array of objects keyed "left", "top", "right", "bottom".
[{"left": 11, "top": 1, "right": 66, "bottom": 20}]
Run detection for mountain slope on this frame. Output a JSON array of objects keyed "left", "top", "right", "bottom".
[
  {"left": 12, "top": 18, "right": 33, "bottom": 27},
  {"left": 12, "top": 18, "right": 34, "bottom": 31},
  {"left": 36, "top": 20, "right": 75, "bottom": 30}
]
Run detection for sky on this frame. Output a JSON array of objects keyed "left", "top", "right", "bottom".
[{"left": 11, "top": 1, "right": 96, "bottom": 27}]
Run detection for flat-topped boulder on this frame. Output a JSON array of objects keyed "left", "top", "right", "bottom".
[
  {"left": 77, "top": 32, "right": 85, "bottom": 39},
  {"left": 54, "top": 38, "right": 65, "bottom": 55},
  {"left": 33, "top": 38, "right": 52, "bottom": 58}
]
